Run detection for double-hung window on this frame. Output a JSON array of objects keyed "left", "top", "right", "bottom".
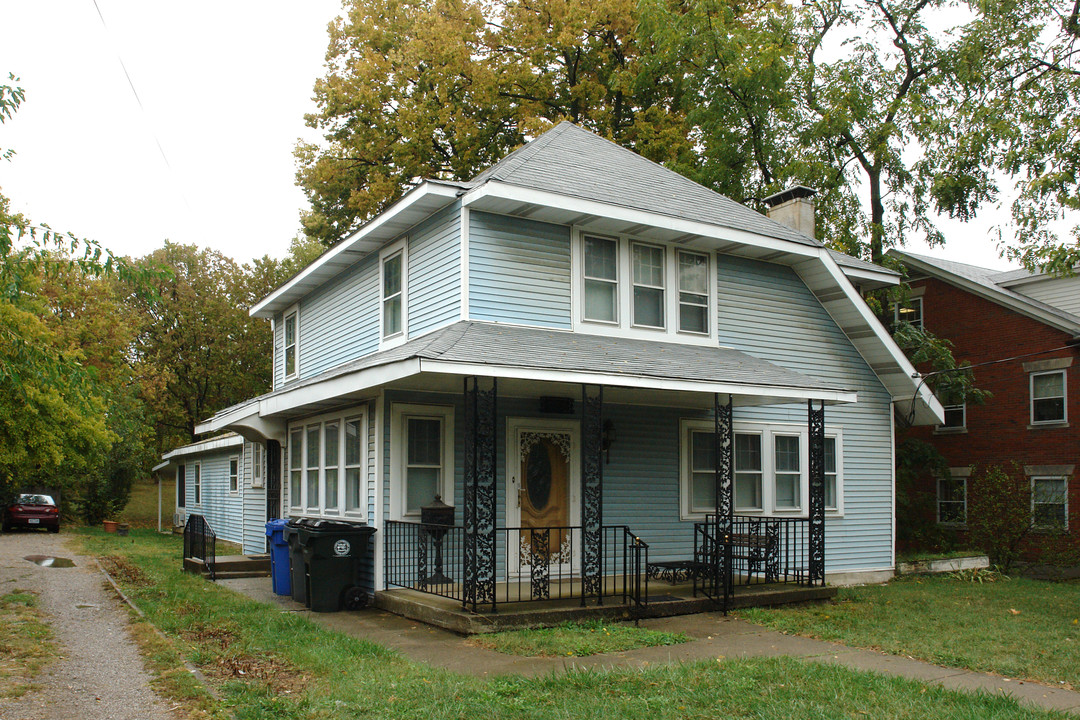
[
  {"left": 894, "top": 297, "right": 923, "bottom": 329},
  {"left": 251, "top": 443, "right": 264, "bottom": 489},
  {"left": 774, "top": 435, "right": 801, "bottom": 510},
  {"left": 289, "top": 409, "right": 367, "bottom": 517},
  {"left": 937, "top": 475, "right": 966, "bottom": 525},
  {"left": 734, "top": 433, "right": 763, "bottom": 511},
  {"left": 283, "top": 309, "right": 298, "bottom": 379},
  {"left": 577, "top": 234, "right": 716, "bottom": 343},
  {"left": 229, "top": 456, "right": 239, "bottom": 494},
  {"left": 380, "top": 239, "right": 407, "bottom": 345},
  {"left": 194, "top": 463, "right": 202, "bottom": 505},
  {"left": 1032, "top": 476, "right": 1068, "bottom": 530},
  {"left": 1030, "top": 370, "right": 1066, "bottom": 424},
  {"left": 939, "top": 403, "right": 966, "bottom": 430},
  {"left": 392, "top": 404, "right": 454, "bottom": 518}
]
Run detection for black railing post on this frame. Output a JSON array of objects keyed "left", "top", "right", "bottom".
[
  {"left": 581, "top": 385, "right": 603, "bottom": 605},
  {"left": 714, "top": 393, "right": 734, "bottom": 609},
  {"left": 808, "top": 400, "right": 826, "bottom": 587},
  {"left": 463, "top": 376, "right": 498, "bottom": 612}
]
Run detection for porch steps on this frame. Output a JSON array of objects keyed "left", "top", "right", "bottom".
[
  {"left": 183, "top": 554, "right": 270, "bottom": 580},
  {"left": 374, "top": 584, "right": 836, "bottom": 635}
]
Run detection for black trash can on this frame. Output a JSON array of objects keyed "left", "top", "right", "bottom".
[
  {"left": 300, "top": 520, "right": 376, "bottom": 613},
  {"left": 284, "top": 519, "right": 314, "bottom": 606}
]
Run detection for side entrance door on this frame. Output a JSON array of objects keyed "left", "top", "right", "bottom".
[{"left": 506, "top": 418, "right": 579, "bottom": 576}]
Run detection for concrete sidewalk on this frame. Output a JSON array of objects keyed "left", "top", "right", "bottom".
[{"left": 220, "top": 576, "right": 1080, "bottom": 716}]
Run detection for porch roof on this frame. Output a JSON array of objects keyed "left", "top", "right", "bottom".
[{"left": 198, "top": 322, "right": 856, "bottom": 434}]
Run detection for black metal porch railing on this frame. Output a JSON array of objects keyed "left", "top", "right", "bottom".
[
  {"left": 694, "top": 514, "right": 810, "bottom": 603},
  {"left": 183, "top": 513, "right": 217, "bottom": 581},
  {"left": 384, "top": 521, "right": 650, "bottom": 611}
]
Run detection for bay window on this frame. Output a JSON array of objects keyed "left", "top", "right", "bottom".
[{"left": 288, "top": 409, "right": 367, "bottom": 518}]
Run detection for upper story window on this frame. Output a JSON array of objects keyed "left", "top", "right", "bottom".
[
  {"left": 288, "top": 409, "right": 367, "bottom": 518},
  {"left": 380, "top": 239, "right": 408, "bottom": 346},
  {"left": 1030, "top": 370, "right": 1066, "bottom": 424},
  {"left": 938, "top": 403, "right": 966, "bottom": 430},
  {"left": 283, "top": 308, "right": 298, "bottom": 379},
  {"left": 576, "top": 233, "right": 716, "bottom": 344},
  {"left": 894, "top": 296, "right": 923, "bottom": 329},
  {"left": 681, "top": 420, "right": 842, "bottom": 519}
]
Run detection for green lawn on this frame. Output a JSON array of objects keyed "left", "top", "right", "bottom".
[
  {"left": 74, "top": 528, "right": 1069, "bottom": 719},
  {"left": 468, "top": 619, "right": 687, "bottom": 657},
  {"left": 741, "top": 573, "right": 1080, "bottom": 689}
]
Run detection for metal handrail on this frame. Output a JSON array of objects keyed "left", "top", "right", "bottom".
[{"left": 183, "top": 514, "right": 217, "bottom": 581}]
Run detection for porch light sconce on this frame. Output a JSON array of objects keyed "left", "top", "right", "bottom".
[{"left": 601, "top": 419, "right": 615, "bottom": 464}]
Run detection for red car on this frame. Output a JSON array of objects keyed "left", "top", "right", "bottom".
[{"left": 3, "top": 494, "right": 60, "bottom": 533}]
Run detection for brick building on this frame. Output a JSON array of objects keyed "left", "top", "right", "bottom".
[{"left": 889, "top": 250, "right": 1080, "bottom": 562}]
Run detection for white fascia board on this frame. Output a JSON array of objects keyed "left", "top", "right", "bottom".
[
  {"left": 250, "top": 182, "right": 461, "bottom": 319},
  {"left": 152, "top": 461, "right": 171, "bottom": 473},
  {"left": 258, "top": 359, "right": 423, "bottom": 417},
  {"left": 161, "top": 434, "right": 244, "bottom": 462},
  {"left": 838, "top": 265, "right": 901, "bottom": 287},
  {"left": 417, "top": 359, "right": 858, "bottom": 404},
  {"left": 195, "top": 402, "right": 259, "bottom": 436},
  {"left": 893, "top": 252, "right": 1080, "bottom": 336},
  {"left": 461, "top": 181, "right": 822, "bottom": 259},
  {"left": 811, "top": 250, "right": 945, "bottom": 424}
]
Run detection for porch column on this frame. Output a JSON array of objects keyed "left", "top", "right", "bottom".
[
  {"left": 266, "top": 441, "right": 281, "bottom": 521},
  {"left": 463, "top": 376, "right": 498, "bottom": 612},
  {"left": 714, "top": 393, "right": 735, "bottom": 600},
  {"left": 808, "top": 399, "right": 826, "bottom": 586},
  {"left": 581, "top": 385, "right": 603, "bottom": 603}
]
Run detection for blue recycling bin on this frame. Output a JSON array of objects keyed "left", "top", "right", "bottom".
[{"left": 265, "top": 519, "right": 291, "bottom": 596}]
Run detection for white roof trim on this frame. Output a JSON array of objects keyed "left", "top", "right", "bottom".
[
  {"left": 461, "top": 180, "right": 822, "bottom": 259},
  {"left": 250, "top": 182, "right": 461, "bottom": 319},
  {"left": 161, "top": 434, "right": 243, "bottom": 461},
  {"left": 892, "top": 251, "right": 1080, "bottom": 336}
]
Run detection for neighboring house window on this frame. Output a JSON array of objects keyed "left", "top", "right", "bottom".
[
  {"left": 229, "top": 456, "right": 239, "bottom": 494},
  {"left": 1032, "top": 476, "right": 1068, "bottom": 531},
  {"left": 382, "top": 250, "right": 403, "bottom": 338},
  {"left": 391, "top": 404, "right": 454, "bottom": 518},
  {"left": 583, "top": 235, "right": 618, "bottom": 323},
  {"left": 678, "top": 250, "right": 709, "bottom": 334},
  {"left": 940, "top": 403, "right": 966, "bottom": 429},
  {"left": 194, "top": 463, "right": 202, "bottom": 505},
  {"left": 681, "top": 421, "right": 842, "bottom": 519},
  {"left": 289, "top": 428, "right": 302, "bottom": 509},
  {"left": 577, "top": 234, "right": 716, "bottom": 343},
  {"left": 288, "top": 409, "right": 367, "bottom": 517},
  {"left": 632, "top": 242, "right": 665, "bottom": 328},
  {"left": 894, "top": 297, "right": 923, "bottom": 329},
  {"left": 1030, "top": 370, "right": 1066, "bottom": 424},
  {"left": 283, "top": 309, "right": 298, "bottom": 379},
  {"left": 937, "top": 475, "right": 966, "bottom": 525}
]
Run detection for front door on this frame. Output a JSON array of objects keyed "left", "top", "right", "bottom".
[{"left": 507, "top": 419, "right": 579, "bottom": 575}]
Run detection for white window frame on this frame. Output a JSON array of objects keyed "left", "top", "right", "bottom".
[
  {"left": 228, "top": 455, "right": 239, "bottom": 495},
  {"left": 1030, "top": 369, "right": 1067, "bottom": 425},
  {"left": 193, "top": 462, "right": 202, "bottom": 506},
  {"left": 894, "top": 296, "right": 923, "bottom": 329},
  {"left": 936, "top": 474, "right": 967, "bottom": 526},
  {"left": 630, "top": 241, "right": 666, "bottom": 330},
  {"left": 581, "top": 234, "right": 619, "bottom": 326},
  {"left": 1031, "top": 475, "right": 1068, "bottom": 531},
  {"left": 287, "top": 407, "right": 368, "bottom": 519},
  {"left": 288, "top": 428, "right": 303, "bottom": 510},
  {"left": 379, "top": 238, "right": 408, "bottom": 349},
  {"left": 390, "top": 403, "right": 455, "bottom": 520},
  {"left": 677, "top": 249, "right": 710, "bottom": 336},
  {"left": 679, "top": 420, "right": 843, "bottom": 520},
  {"left": 282, "top": 304, "right": 299, "bottom": 381},
  {"left": 572, "top": 231, "right": 718, "bottom": 346},
  {"left": 251, "top": 442, "right": 264, "bottom": 489}
]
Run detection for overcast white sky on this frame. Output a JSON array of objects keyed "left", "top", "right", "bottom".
[{"left": 1, "top": 0, "right": 1018, "bottom": 270}]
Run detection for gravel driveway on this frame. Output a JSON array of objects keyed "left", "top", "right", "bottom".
[{"left": 0, "top": 530, "right": 176, "bottom": 720}]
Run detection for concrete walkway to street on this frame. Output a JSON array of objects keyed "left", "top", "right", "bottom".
[{"left": 222, "top": 576, "right": 1080, "bottom": 716}]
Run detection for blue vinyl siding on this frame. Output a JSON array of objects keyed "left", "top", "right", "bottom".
[
  {"left": 184, "top": 448, "right": 244, "bottom": 549},
  {"left": 297, "top": 253, "right": 379, "bottom": 380},
  {"left": 717, "top": 255, "right": 895, "bottom": 572},
  {"left": 241, "top": 441, "right": 268, "bottom": 555},
  {"left": 409, "top": 203, "right": 461, "bottom": 336},
  {"left": 469, "top": 211, "right": 571, "bottom": 328}
]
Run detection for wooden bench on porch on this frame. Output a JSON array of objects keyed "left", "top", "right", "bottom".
[{"left": 650, "top": 531, "right": 779, "bottom": 585}]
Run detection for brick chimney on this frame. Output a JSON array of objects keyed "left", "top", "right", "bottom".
[{"left": 763, "top": 185, "right": 817, "bottom": 239}]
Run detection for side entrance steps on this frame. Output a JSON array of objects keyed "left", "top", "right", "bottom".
[{"left": 184, "top": 554, "right": 270, "bottom": 580}]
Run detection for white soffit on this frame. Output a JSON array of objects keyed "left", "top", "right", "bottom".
[{"left": 250, "top": 182, "right": 462, "bottom": 319}]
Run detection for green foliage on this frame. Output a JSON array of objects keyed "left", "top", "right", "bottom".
[
  {"left": 894, "top": 437, "right": 957, "bottom": 550},
  {"left": 966, "top": 463, "right": 1053, "bottom": 572}
]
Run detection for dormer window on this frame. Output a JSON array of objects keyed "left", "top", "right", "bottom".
[{"left": 575, "top": 232, "right": 716, "bottom": 345}]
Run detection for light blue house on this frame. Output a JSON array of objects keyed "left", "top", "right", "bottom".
[{"left": 197, "top": 123, "right": 941, "bottom": 614}]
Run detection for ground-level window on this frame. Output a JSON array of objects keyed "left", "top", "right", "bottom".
[
  {"left": 194, "top": 463, "right": 202, "bottom": 505},
  {"left": 251, "top": 442, "right": 264, "bottom": 489},
  {"left": 681, "top": 420, "right": 842, "bottom": 519},
  {"left": 937, "top": 475, "right": 966, "bottom": 525},
  {"left": 1032, "top": 476, "right": 1068, "bottom": 531},
  {"left": 1030, "top": 370, "right": 1066, "bottom": 424},
  {"left": 229, "top": 456, "right": 239, "bottom": 494},
  {"left": 391, "top": 404, "right": 455, "bottom": 519},
  {"left": 289, "top": 408, "right": 367, "bottom": 518}
]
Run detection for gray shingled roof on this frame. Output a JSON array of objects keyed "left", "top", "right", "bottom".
[
  {"left": 467, "top": 122, "right": 822, "bottom": 248},
  {"left": 827, "top": 249, "right": 899, "bottom": 276},
  {"left": 889, "top": 250, "right": 1080, "bottom": 330},
  {"left": 227, "top": 321, "right": 848, "bottom": 414}
]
